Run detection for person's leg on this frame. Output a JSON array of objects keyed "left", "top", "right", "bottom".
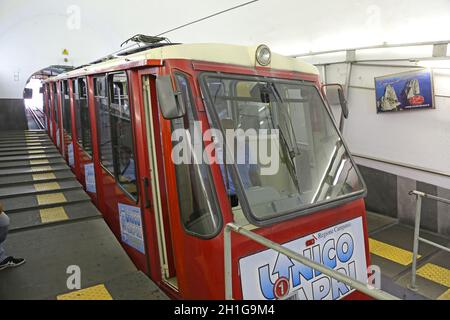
[
  {"left": 0, "top": 212, "right": 10, "bottom": 262},
  {"left": 0, "top": 213, "right": 25, "bottom": 270}
]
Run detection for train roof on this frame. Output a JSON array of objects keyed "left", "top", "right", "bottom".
[{"left": 46, "top": 43, "right": 319, "bottom": 81}]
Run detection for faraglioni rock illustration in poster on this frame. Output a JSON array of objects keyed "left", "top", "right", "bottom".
[{"left": 375, "top": 69, "right": 434, "bottom": 113}]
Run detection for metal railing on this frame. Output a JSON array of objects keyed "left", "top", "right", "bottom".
[
  {"left": 409, "top": 190, "right": 450, "bottom": 290},
  {"left": 224, "top": 223, "right": 400, "bottom": 300}
]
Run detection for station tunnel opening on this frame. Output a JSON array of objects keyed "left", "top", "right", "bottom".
[{"left": 23, "top": 65, "right": 74, "bottom": 129}]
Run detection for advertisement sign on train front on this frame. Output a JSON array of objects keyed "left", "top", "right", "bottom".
[{"left": 239, "top": 217, "right": 368, "bottom": 300}]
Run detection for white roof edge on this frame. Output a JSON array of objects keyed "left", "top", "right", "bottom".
[{"left": 50, "top": 43, "right": 319, "bottom": 80}]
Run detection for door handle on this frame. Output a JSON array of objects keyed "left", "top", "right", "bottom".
[{"left": 142, "top": 177, "right": 151, "bottom": 209}]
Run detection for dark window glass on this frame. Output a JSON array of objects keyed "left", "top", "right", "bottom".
[
  {"left": 107, "top": 72, "right": 137, "bottom": 199},
  {"left": 171, "top": 74, "right": 221, "bottom": 237},
  {"left": 73, "top": 78, "right": 93, "bottom": 156},
  {"left": 52, "top": 83, "right": 58, "bottom": 125},
  {"left": 94, "top": 76, "right": 114, "bottom": 173},
  {"left": 61, "top": 80, "right": 72, "bottom": 137},
  {"left": 46, "top": 84, "right": 51, "bottom": 117},
  {"left": 73, "top": 79, "right": 82, "bottom": 143},
  {"left": 79, "top": 78, "right": 92, "bottom": 156}
]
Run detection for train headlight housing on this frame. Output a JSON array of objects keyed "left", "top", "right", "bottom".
[{"left": 256, "top": 45, "right": 271, "bottom": 66}]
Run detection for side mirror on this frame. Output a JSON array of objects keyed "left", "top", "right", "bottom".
[
  {"left": 321, "top": 84, "right": 349, "bottom": 119},
  {"left": 156, "top": 75, "right": 186, "bottom": 119},
  {"left": 23, "top": 88, "right": 33, "bottom": 99}
]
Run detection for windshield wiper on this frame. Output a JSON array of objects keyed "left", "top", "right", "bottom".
[
  {"left": 278, "top": 124, "right": 300, "bottom": 192},
  {"left": 269, "top": 83, "right": 301, "bottom": 156},
  {"left": 268, "top": 83, "right": 304, "bottom": 193}
]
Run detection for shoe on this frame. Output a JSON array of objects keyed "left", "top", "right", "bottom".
[{"left": 0, "top": 256, "right": 26, "bottom": 271}]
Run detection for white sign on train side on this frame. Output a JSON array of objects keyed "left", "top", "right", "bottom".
[{"left": 239, "top": 217, "right": 368, "bottom": 300}]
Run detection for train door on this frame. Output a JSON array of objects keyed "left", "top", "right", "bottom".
[
  {"left": 141, "top": 73, "right": 178, "bottom": 291},
  {"left": 53, "top": 82, "right": 62, "bottom": 151},
  {"left": 49, "top": 82, "right": 58, "bottom": 143},
  {"left": 72, "top": 77, "right": 97, "bottom": 204},
  {"left": 67, "top": 80, "right": 77, "bottom": 173},
  {"left": 93, "top": 71, "right": 151, "bottom": 273},
  {"left": 56, "top": 81, "right": 64, "bottom": 154},
  {"left": 61, "top": 80, "right": 73, "bottom": 162},
  {"left": 44, "top": 84, "right": 51, "bottom": 131},
  {"left": 140, "top": 70, "right": 227, "bottom": 299}
]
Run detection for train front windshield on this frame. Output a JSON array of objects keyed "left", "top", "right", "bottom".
[{"left": 201, "top": 74, "right": 365, "bottom": 224}]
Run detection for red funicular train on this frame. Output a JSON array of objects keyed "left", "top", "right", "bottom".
[{"left": 43, "top": 39, "right": 369, "bottom": 300}]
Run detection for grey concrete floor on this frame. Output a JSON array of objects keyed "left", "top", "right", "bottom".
[
  {"left": 0, "top": 130, "right": 167, "bottom": 300},
  {"left": 366, "top": 211, "right": 450, "bottom": 300}
]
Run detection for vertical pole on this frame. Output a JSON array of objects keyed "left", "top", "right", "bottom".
[
  {"left": 224, "top": 225, "right": 233, "bottom": 300},
  {"left": 340, "top": 62, "right": 353, "bottom": 133},
  {"left": 410, "top": 194, "right": 422, "bottom": 290}
]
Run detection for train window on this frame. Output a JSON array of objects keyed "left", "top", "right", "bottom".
[
  {"left": 73, "top": 79, "right": 82, "bottom": 145},
  {"left": 94, "top": 76, "right": 114, "bottom": 174},
  {"left": 52, "top": 83, "right": 58, "bottom": 125},
  {"left": 80, "top": 78, "right": 93, "bottom": 156},
  {"left": 45, "top": 84, "right": 51, "bottom": 118},
  {"left": 73, "top": 78, "right": 93, "bottom": 157},
  {"left": 108, "top": 72, "right": 138, "bottom": 200},
  {"left": 201, "top": 74, "right": 365, "bottom": 225},
  {"left": 61, "top": 80, "right": 72, "bottom": 137},
  {"left": 171, "top": 73, "right": 221, "bottom": 238}
]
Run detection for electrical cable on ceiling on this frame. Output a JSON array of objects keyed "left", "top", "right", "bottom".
[
  {"left": 156, "top": 0, "right": 259, "bottom": 36},
  {"left": 71, "top": 1, "right": 260, "bottom": 71}
]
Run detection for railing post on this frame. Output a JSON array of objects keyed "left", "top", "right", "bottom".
[
  {"left": 224, "top": 224, "right": 233, "bottom": 300},
  {"left": 410, "top": 193, "right": 423, "bottom": 291}
]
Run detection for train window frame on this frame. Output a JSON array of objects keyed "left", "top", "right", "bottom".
[
  {"left": 106, "top": 71, "right": 139, "bottom": 203},
  {"left": 81, "top": 77, "right": 93, "bottom": 158},
  {"left": 73, "top": 77, "right": 93, "bottom": 158},
  {"left": 199, "top": 72, "right": 367, "bottom": 227},
  {"left": 170, "top": 71, "right": 223, "bottom": 239},
  {"left": 72, "top": 78, "right": 83, "bottom": 148},
  {"left": 61, "top": 80, "right": 72, "bottom": 138},
  {"left": 45, "top": 84, "right": 51, "bottom": 118},
  {"left": 94, "top": 75, "right": 116, "bottom": 178},
  {"left": 52, "top": 82, "right": 59, "bottom": 125}
]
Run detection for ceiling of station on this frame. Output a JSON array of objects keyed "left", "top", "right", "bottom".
[{"left": 1, "top": 0, "right": 450, "bottom": 97}]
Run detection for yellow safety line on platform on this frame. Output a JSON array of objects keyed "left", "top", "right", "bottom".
[
  {"left": 438, "top": 288, "right": 450, "bottom": 300},
  {"left": 37, "top": 193, "right": 66, "bottom": 205},
  {"left": 30, "top": 165, "right": 52, "bottom": 172},
  {"left": 28, "top": 155, "right": 48, "bottom": 159},
  {"left": 57, "top": 284, "right": 113, "bottom": 300},
  {"left": 369, "top": 238, "right": 421, "bottom": 266},
  {"left": 32, "top": 173, "right": 56, "bottom": 181},
  {"left": 40, "top": 207, "right": 69, "bottom": 223},
  {"left": 417, "top": 263, "right": 450, "bottom": 288},
  {"left": 34, "top": 182, "right": 60, "bottom": 192},
  {"left": 30, "top": 159, "right": 49, "bottom": 165},
  {"left": 28, "top": 150, "right": 44, "bottom": 154}
]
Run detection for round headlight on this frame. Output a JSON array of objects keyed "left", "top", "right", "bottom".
[{"left": 256, "top": 45, "right": 271, "bottom": 66}]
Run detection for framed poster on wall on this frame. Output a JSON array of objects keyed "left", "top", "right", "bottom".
[{"left": 375, "top": 69, "right": 435, "bottom": 113}]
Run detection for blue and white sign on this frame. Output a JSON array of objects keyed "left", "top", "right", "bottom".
[
  {"left": 119, "top": 203, "right": 145, "bottom": 254},
  {"left": 68, "top": 143, "right": 74, "bottom": 167},
  {"left": 239, "top": 217, "right": 368, "bottom": 300},
  {"left": 84, "top": 163, "right": 96, "bottom": 193}
]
